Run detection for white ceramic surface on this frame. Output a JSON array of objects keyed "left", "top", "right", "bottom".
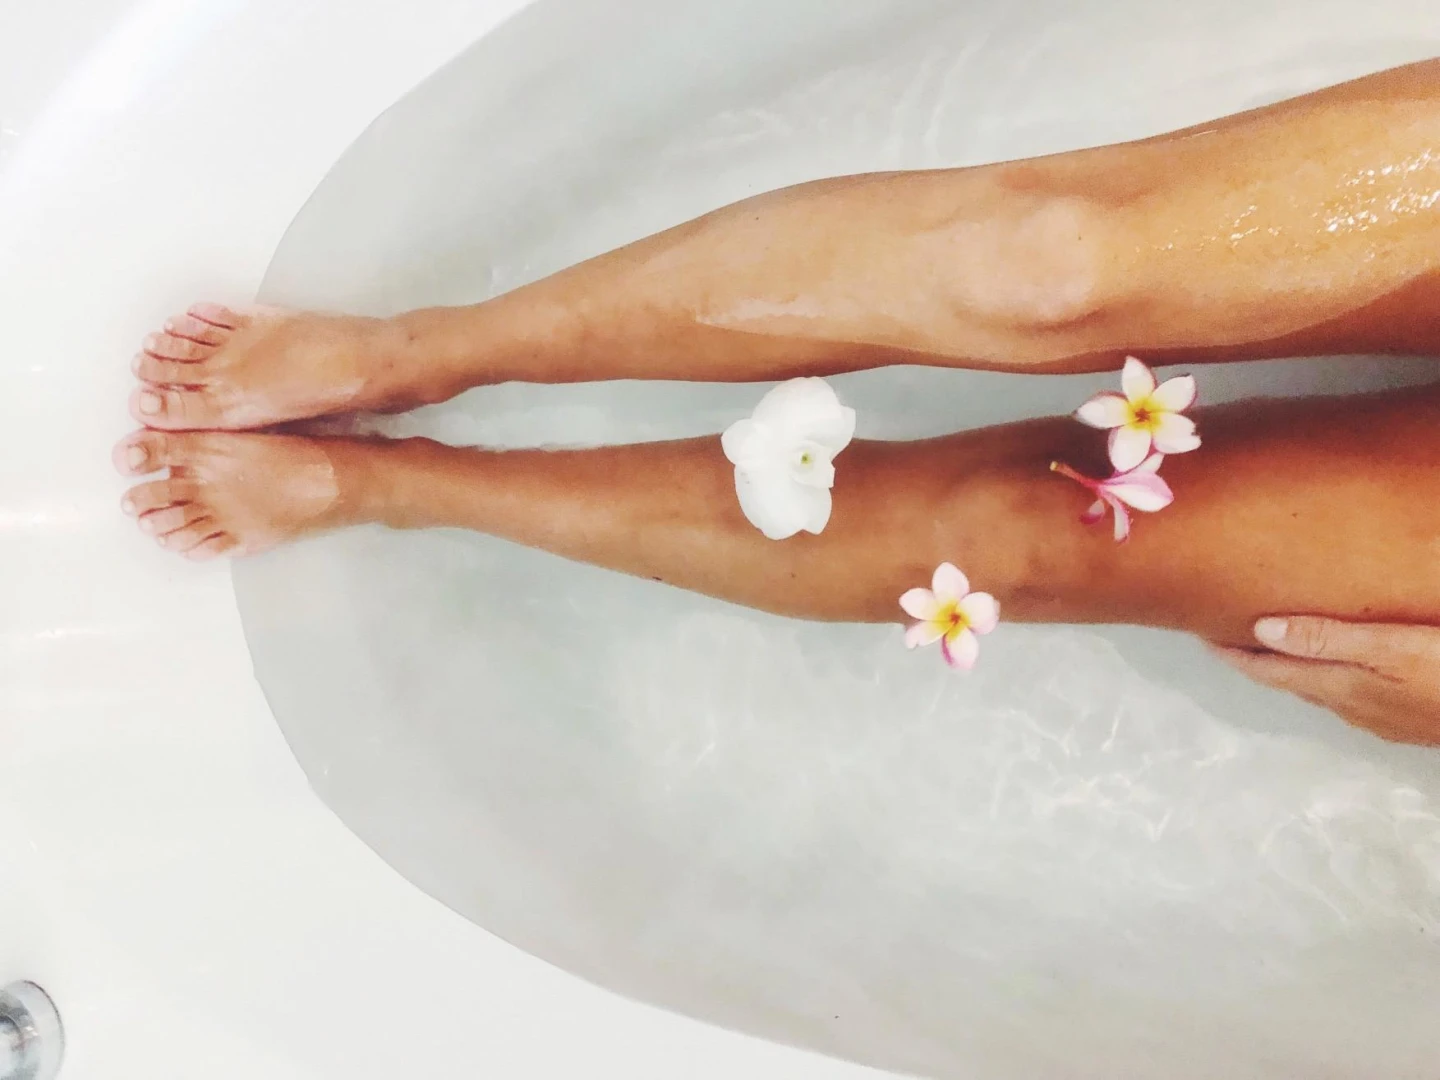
[
  {"left": 0, "top": 2, "right": 884, "bottom": 1077},
  {"left": 5, "top": 1, "right": 1440, "bottom": 1078},
  {"left": 241, "top": 2, "right": 1440, "bottom": 1077}
]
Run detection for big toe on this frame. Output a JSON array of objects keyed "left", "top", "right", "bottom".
[
  {"left": 129, "top": 384, "right": 228, "bottom": 431},
  {"left": 112, "top": 428, "right": 197, "bottom": 476}
]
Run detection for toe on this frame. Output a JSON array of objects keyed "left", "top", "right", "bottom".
[
  {"left": 137, "top": 501, "right": 210, "bottom": 538},
  {"left": 143, "top": 332, "right": 214, "bottom": 362},
  {"left": 155, "top": 518, "right": 224, "bottom": 554},
  {"left": 121, "top": 476, "right": 199, "bottom": 516},
  {"left": 133, "top": 351, "right": 207, "bottom": 387},
  {"left": 185, "top": 533, "right": 238, "bottom": 561},
  {"left": 113, "top": 429, "right": 203, "bottom": 475},
  {"left": 130, "top": 385, "right": 226, "bottom": 430},
  {"left": 187, "top": 302, "right": 248, "bottom": 330},
  {"left": 163, "top": 314, "right": 230, "bottom": 347}
]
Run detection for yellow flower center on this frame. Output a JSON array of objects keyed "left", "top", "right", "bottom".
[
  {"left": 938, "top": 601, "right": 970, "bottom": 637},
  {"left": 1128, "top": 397, "right": 1163, "bottom": 432}
]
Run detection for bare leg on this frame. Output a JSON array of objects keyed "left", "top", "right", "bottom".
[
  {"left": 114, "top": 385, "right": 1440, "bottom": 648},
  {"left": 130, "top": 61, "right": 1440, "bottom": 431}
]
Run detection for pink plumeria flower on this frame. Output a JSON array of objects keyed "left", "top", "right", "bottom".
[
  {"left": 900, "top": 563, "right": 1000, "bottom": 671},
  {"left": 1050, "top": 454, "right": 1174, "bottom": 543},
  {"left": 1075, "top": 356, "right": 1200, "bottom": 473}
]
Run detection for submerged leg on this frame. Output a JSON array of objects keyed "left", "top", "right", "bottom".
[
  {"left": 114, "top": 384, "right": 1440, "bottom": 649},
  {"left": 131, "top": 61, "right": 1440, "bottom": 430}
]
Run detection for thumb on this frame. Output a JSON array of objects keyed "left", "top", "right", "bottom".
[{"left": 1254, "top": 616, "right": 1440, "bottom": 669}]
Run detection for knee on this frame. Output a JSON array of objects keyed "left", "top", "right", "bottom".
[{"left": 941, "top": 194, "right": 1114, "bottom": 332}]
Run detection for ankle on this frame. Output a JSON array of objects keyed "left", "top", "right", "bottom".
[
  {"left": 323, "top": 436, "right": 418, "bottom": 530},
  {"left": 392, "top": 293, "right": 580, "bottom": 392}
]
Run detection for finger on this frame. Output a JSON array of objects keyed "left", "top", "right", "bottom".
[
  {"left": 1253, "top": 616, "right": 1440, "bottom": 669},
  {"left": 1209, "top": 645, "right": 1367, "bottom": 711}
]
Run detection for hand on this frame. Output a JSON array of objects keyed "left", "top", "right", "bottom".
[{"left": 1212, "top": 617, "right": 1440, "bottom": 747}]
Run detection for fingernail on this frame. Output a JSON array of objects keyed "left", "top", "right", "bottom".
[
  {"left": 121, "top": 497, "right": 136, "bottom": 516},
  {"left": 1255, "top": 618, "right": 1289, "bottom": 646},
  {"left": 138, "top": 391, "right": 161, "bottom": 416},
  {"left": 127, "top": 446, "right": 147, "bottom": 470}
]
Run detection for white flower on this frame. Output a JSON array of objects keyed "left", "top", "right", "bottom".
[
  {"left": 1074, "top": 356, "right": 1201, "bottom": 473},
  {"left": 721, "top": 377, "right": 857, "bottom": 540}
]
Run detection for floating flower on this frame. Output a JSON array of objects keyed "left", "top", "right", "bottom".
[
  {"left": 1050, "top": 455, "right": 1174, "bottom": 543},
  {"left": 1075, "top": 356, "right": 1200, "bottom": 473},
  {"left": 900, "top": 562, "right": 1000, "bottom": 671},
  {"left": 722, "top": 377, "right": 857, "bottom": 540}
]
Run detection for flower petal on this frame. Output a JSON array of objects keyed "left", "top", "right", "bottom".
[
  {"left": 1131, "top": 453, "right": 1165, "bottom": 476},
  {"left": 796, "top": 483, "right": 834, "bottom": 535},
  {"left": 1080, "top": 498, "right": 1108, "bottom": 526},
  {"left": 1108, "top": 424, "right": 1153, "bottom": 473},
  {"left": 905, "top": 620, "right": 945, "bottom": 649},
  {"left": 790, "top": 442, "right": 837, "bottom": 488},
  {"left": 1121, "top": 356, "right": 1157, "bottom": 403},
  {"left": 1151, "top": 374, "right": 1197, "bottom": 413},
  {"left": 1103, "top": 471, "right": 1175, "bottom": 513},
  {"left": 1151, "top": 412, "right": 1202, "bottom": 455},
  {"left": 1111, "top": 500, "right": 1132, "bottom": 543},
  {"left": 1075, "top": 392, "right": 1131, "bottom": 430},
  {"left": 941, "top": 627, "right": 980, "bottom": 671},
  {"left": 900, "top": 588, "right": 942, "bottom": 621},
  {"left": 733, "top": 466, "right": 812, "bottom": 540},
  {"left": 931, "top": 562, "right": 970, "bottom": 603},
  {"left": 721, "top": 418, "right": 769, "bottom": 468},
  {"left": 958, "top": 591, "right": 1000, "bottom": 635},
  {"left": 812, "top": 405, "right": 858, "bottom": 456},
  {"left": 752, "top": 378, "right": 855, "bottom": 454}
]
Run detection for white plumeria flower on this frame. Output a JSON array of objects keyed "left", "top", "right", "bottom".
[
  {"left": 1075, "top": 356, "right": 1201, "bottom": 473},
  {"left": 721, "top": 377, "right": 857, "bottom": 540}
]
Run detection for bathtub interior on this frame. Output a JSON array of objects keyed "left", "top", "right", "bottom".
[{"left": 236, "top": 0, "right": 1440, "bottom": 1076}]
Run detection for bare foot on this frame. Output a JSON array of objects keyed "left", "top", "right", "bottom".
[
  {"left": 112, "top": 428, "right": 383, "bottom": 559},
  {"left": 128, "top": 303, "right": 441, "bottom": 431}
]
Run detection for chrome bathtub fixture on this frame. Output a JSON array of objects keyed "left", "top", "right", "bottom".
[{"left": 0, "top": 983, "right": 64, "bottom": 1080}]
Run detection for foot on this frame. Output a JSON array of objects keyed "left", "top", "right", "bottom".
[
  {"left": 113, "top": 428, "right": 383, "bottom": 559},
  {"left": 128, "top": 303, "right": 440, "bottom": 431}
]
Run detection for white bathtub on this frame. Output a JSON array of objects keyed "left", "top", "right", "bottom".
[
  {"left": 3, "top": 2, "right": 1439, "bottom": 1078},
  {"left": 0, "top": 2, "right": 892, "bottom": 1077}
]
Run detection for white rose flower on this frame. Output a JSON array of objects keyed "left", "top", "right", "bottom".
[{"left": 721, "top": 377, "right": 857, "bottom": 540}]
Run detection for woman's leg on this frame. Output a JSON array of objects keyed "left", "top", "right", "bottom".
[
  {"left": 130, "top": 60, "right": 1440, "bottom": 432},
  {"left": 114, "top": 384, "right": 1440, "bottom": 648}
]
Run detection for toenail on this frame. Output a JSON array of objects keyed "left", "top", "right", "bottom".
[
  {"left": 156, "top": 534, "right": 168, "bottom": 547},
  {"left": 127, "top": 446, "right": 147, "bottom": 469},
  {"left": 139, "top": 516, "right": 155, "bottom": 535},
  {"left": 143, "top": 333, "right": 161, "bottom": 350},
  {"left": 138, "top": 391, "right": 162, "bottom": 416},
  {"left": 131, "top": 354, "right": 143, "bottom": 374},
  {"left": 121, "top": 497, "right": 136, "bottom": 515}
]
